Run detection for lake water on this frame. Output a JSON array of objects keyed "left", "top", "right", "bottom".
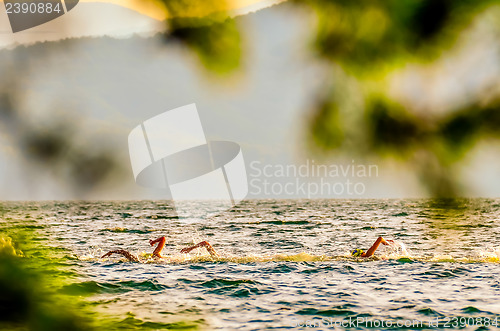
[{"left": 2, "top": 199, "right": 500, "bottom": 330}]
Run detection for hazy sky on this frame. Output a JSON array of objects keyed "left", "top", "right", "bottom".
[{"left": 0, "top": 1, "right": 498, "bottom": 200}]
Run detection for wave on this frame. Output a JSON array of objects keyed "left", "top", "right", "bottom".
[
  {"left": 59, "top": 279, "right": 170, "bottom": 295},
  {"left": 100, "top": 227, "right": 154, "bottom": 234}
]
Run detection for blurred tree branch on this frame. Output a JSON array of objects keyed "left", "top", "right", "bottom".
[{"left": 299, "top": 0, "right": 500, "bottom": 197}]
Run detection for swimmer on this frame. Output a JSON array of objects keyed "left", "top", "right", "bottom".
[
  {"left": 351, "top": 237, "right": 394, "bottom": 257},
  {"left": 101, "top": 236, "right": 219, "bottom": 261}
]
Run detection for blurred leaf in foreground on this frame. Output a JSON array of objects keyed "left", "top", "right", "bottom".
[
  {"left": 298, "top": 0, "right": 500, "bottom": 197},
  {"left": 0, "top": 234, "right": 93, "bottom": 330},
  {"left": 157, "top": 0, "right": 242, "bottom": 74}
]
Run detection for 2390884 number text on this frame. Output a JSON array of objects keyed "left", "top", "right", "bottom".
[{"left": 5, "top": 2, "right": 62, "bottom": 15}]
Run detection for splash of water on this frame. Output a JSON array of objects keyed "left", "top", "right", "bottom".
[
  {"left": 470, "top": 246, "right": 500, "bottom": 262},
  {"left": 83, "top": 240, "right": 500, "bottom": 264},
  {"left": 380, "top": 240, "right": 411, "bottom": 258}
]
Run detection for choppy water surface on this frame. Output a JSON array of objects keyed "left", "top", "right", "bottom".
[{"left": 2, "top": 199, "right": 500, "bottom": 330}]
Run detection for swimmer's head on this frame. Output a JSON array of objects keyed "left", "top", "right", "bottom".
[{"left": 351, "top": 249, "right": 364, "bottom": 257}]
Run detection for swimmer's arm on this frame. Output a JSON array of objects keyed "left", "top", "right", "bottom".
[
  {"left": 362, "top": 237, "right": 393, "bottom": 257},
  {"left": 180, "top": 241, "right": 219, "bottom": 258},
  {"left": 150, "top": 236, "right": 166, "bottom": 258},
  {"left": 101, "top": 249, "right": 139, "bottom": 262}
]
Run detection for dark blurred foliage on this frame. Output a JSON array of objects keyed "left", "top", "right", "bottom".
[
  {"left": 296, "top": 0, "right": 498, "bottom": 73},
  {"left": 0, "top": 219, "right": 95, "bottom": 330},
  {"left": 168, "top": 17, "right": 241, "bottom": 74},
  {"left": 364, "top": 95, "right": 500, "bottom": 160},
  {"left": 298, "top": 0, "right": 500, "bottom": 197},
  {"left": 310, "top": 98, "right": 344, "bottom": 150},
  {"left": 0, "top": 85, "right": 125, "bottom": 197},
  {"left": 0, "top": 50, "right": 126, "bottom": 198},
  {"left": 0, "top": 257, "right": 92, "bottom": 331},
  {"left": 159, "top": 0, "right": 242, "bottom": 74}
]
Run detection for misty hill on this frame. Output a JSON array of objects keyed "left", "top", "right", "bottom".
[{"left": 0, "top": 2, "right": 164, "bottom": 49}]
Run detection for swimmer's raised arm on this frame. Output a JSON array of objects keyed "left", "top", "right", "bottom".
[
  {"left": 180, "top": 241, "right": 219, "bottom": 258},
  {"left": 362, "top": 237, "right": 393, "bottom": 257},
  {"left": 150, "top": 236, "right": 166, "bottom": 258}
]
